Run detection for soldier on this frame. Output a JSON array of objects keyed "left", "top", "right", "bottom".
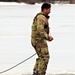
[{"left": 31, "top": 3, "right": 53, "bottom": 75}]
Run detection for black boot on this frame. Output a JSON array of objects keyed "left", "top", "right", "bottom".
[{"left": 33, "top": 71, "right": 39, "bottom": 75}]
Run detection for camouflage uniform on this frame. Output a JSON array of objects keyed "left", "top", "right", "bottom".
[{"left": 31, "top": 12, "right": 50, "bottom": 75}]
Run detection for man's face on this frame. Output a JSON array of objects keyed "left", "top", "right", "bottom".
[{"left": 45, "top": 8, "right": 51, "bottom": 15}]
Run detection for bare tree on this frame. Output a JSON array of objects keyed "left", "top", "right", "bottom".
[
  {"left": 70, "top": 0, "right": 75, "bottom": 4},
  {"left": 50, "top": 0, "right": 55, "bottom": 4}
]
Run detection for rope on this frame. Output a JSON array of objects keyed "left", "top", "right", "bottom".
[{"left": 0, "top": 53, "right": 36, "bottom": 74}]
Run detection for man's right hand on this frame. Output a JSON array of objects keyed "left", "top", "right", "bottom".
[{"left": 48, "top": 36, "right": 54, "bottom": 42}]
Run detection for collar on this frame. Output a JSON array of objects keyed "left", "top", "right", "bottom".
[{"left": 40, "top": 12, "right": 50, "bottom": 19}]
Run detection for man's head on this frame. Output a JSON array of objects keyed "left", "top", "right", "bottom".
[{"left": 41, "top": 3, "right": 51, "bottom": 15}]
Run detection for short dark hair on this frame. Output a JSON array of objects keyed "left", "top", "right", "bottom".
[{"left": 41, "top": 3, "right": 51, "bottom": 11}]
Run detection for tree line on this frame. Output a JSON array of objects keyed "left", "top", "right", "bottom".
[{"left": 0, "top": 0, "right": 75, "bottom": 4}]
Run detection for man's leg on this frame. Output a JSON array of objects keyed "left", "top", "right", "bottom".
[
  {"left": 33, "top": 46, "right": 50, "bottom": 75},
  {"left": 38, "top": 47, "right": 50, "bottom": 75}
]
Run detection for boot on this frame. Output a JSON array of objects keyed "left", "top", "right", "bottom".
[{"left": 33, "top": 71, "right": 39, "bottom": 75}]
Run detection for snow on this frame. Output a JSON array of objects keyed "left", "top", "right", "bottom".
[{"left": 0, "top": 2, "right": 75, "bottom": 75}]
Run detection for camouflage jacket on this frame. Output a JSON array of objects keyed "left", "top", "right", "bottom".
[{"left": 31, "top": 12, "right": 50, "bottom": 42}]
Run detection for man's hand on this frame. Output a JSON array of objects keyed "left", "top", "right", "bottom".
[{"left": 48, "top": 36, "right": 54, "bottom": 42}]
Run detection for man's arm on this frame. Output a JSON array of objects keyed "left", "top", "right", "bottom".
[{"left": 37, "top": 18, "right": 50, "bottom": 40}]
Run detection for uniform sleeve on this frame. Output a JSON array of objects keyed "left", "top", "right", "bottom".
[{"left": 37, "top": 17, "right": 50, "bottom": 40}]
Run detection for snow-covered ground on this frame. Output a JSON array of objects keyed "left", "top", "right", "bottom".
[{"left": 0, "top": 2, "right": 75, "bottom": 75}]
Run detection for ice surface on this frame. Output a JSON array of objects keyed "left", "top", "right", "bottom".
[{"left": 0, "top": 2, "right": 75, "bottom": 75}]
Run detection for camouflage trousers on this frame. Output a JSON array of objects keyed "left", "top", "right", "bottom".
[{"left": 32, "top": 40, "right": 50, "bottom": 75}]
